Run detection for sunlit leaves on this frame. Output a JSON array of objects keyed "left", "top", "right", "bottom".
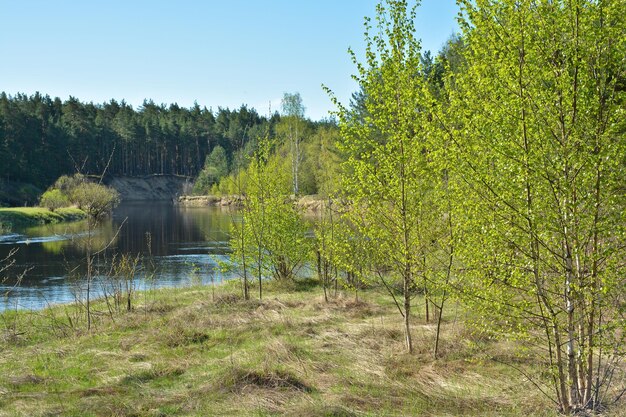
[{"left": 448, "top": 0, "right": 626, "bottom": 410}]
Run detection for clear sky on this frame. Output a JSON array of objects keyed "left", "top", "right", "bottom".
[{"left": 0, "top": 0, "right": 459, "bottom": 121}]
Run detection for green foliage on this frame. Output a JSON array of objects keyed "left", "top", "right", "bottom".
[
  {"left": 39, "top": 174, "right": 120, "bottom": 221},
  {"left": 280, "top": 92, "right": 306, "bottom": 195},
  {"left": 70, "top": 181, "right": 120, "bottom": 220},
  {"left": 328, "top": 0, "right": 445, "bottom": 353},
  {"left": 444, "top": 0, "right": 626, "bottom": 411},
  {"left": 230, "top": 136, "right": 311, "bottom": 295},
  {"left": 301, "top": 126, "right": 343, "bottom": 197},
  {"left": 1, "top": 1, "right": 625, "bottom": 414},
  {"left": 320, "top": 207, "right": 371, "bottom": 295},
  {"left": 192, "top": 145, "right": 229, "bottom": 194},
  {"left": 0, "top": 93, "right": 270, "bottom": 195},
  {"left": 0, "top": 86, "right": 341, "bottom": 206},
  {"left": 281, "top": 92, "right": 305, "bottom": 119},
  {"left": 209, "top": 110, "right": 341, "bottom": 198},
  {"left": 216, "top": 169, "right": 250, "bottom": 196},
  {"left": 39, "top": 189, "right": 69, "bottom": 211},
  {"left": 53, "top": 174, "right": 86, "bottom": 195}
]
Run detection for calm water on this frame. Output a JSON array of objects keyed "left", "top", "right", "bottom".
[{"left": 0, "top": 202, "right": 237, "bottom": 311}]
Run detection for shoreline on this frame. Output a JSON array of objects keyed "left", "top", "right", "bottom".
[
  {"left": 176, "top": 194, "right": 329, "bottom": 212},
  {"left": 0, "top": 207, "right": 86, "bottom": 230}
]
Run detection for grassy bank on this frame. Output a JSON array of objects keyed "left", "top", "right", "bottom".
[
  {"left": 0, "top": 280, "right": 591, "bottom": 417},
  {"left": 0, "top": 207, "right": 86, "bottom": 230}
]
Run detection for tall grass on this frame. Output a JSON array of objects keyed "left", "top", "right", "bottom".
[{"left": 0, "top": 280, "right": 578, "bottom": 417}]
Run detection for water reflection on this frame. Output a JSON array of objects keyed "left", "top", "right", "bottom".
[{"left": 0, "top": 202, "right": 235, "bottom": 311}]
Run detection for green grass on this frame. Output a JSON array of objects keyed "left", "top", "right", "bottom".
[
  {"left": 0, "top": 280, "right": 622, "bottom": 416},
  {"left": 0, "top": 207, "right": 86, "bottom": 230}
]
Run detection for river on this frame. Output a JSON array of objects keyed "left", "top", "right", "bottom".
[{"left": 0, "top": 202, "right": 236, "bottom": 311}]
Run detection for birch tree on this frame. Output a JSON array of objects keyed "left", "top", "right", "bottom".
[
  {"left": 230, "top": 136, "right": 310, "bottom": 299},
  {"left": 281, "top": 92, "right": 305, "bottom": 195},
  {"left": 446, "top": 0, "right": 626, "bottom": 412},
  {"left": 329, "top": 0, "right": 441, "bottom": 353}
]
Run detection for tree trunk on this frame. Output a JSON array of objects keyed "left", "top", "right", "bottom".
[
  {"left": 318, "top": 250, "right": 327, "bottom": 302},
  {"left": 86, "top": 223, "right": 93, "bottom": 331},
  {"left": 553, "top": 325, "right": 571, "bottom": 414},
  {"left": 241, "top": 219, "right": 249, "bottom": 301},
  {"left": 404, "top": 267, "right": 413, "bottom": 353},
  {"left": 434, "top": 301, "right": 443, "bottom": 358},
  {"left": 258, "top": 243, "right": 263, "bottom": 301}
]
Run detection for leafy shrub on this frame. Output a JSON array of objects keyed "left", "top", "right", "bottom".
[
  {"left": 39, "top": 174, "right": 120, "bottom": 220},
  {"left": 53, "top": 174, "right": 86, "bottom": 195},
  {"left": 70, "top": 182, "right": 120, "bottom": 220},
  {"left": 39, "top": 189, "right": 70, "bottom": 211}
]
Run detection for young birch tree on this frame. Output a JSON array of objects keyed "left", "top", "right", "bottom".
[
  {"left": 230, "top": 136, "right": 310, "bottom": 298},
  {"left": 446, "top": 0, "right": 626, "bottom": 412},
  {"left": 328, "top": 0, "right": 440, "bottom": 353},
  {"left": 281, "top": 93, "right": 305, "bottom": 196},
  {"left": 229, "top": 137, "right": 272, "bottom": 300}
]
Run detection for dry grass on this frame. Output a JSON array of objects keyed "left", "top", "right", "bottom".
[{"left": 0, "top": 280, "right": 622, "bottom": 416}]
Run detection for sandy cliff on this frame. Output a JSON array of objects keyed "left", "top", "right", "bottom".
[{"left": 105, "top": 175, "right": 192, "bottom": 201}]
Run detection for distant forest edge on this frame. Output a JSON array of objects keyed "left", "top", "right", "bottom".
[{"left": 0, "top": 92, "right": 338, "bottom": 203}]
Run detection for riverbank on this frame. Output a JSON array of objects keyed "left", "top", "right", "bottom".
[
  {"left": 105, "top": 175, "right": 191, "bottom": 202},
  {"left": 0, "top": 207, "right": 86, "bottom": 230},
  {"left": 0, "top": 279, "right": 570, "bottom": 417},
  {"left": 176, "top": 194, "right": 243, "bottom": 208},
  {"left": 176, "top": 194, "right": 328, "bottom": 212}
]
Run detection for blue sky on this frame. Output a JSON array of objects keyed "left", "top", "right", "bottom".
[{"left": 0, "top": 0, "right": 459, "bottom": 120}]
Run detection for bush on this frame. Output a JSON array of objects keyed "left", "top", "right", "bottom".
[
  {"left": 39, "top": 174, "right": 120, "bottom": 221},
  {"left": 70, "top": 182, "right": 120, "bottom": 220},
  {"left": 40, "top": 189, "right": 70, "bottom": 211},
  {"left": 53, "top": 174, "right": 85, "bottom": 195}
]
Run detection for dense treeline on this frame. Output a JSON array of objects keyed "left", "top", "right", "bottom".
[
  {"left": 0, "top": 92, "right": 281, "bottom": 189},
  {"left": 0, "top": 91, "right": 342, "bottom": 201}
]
